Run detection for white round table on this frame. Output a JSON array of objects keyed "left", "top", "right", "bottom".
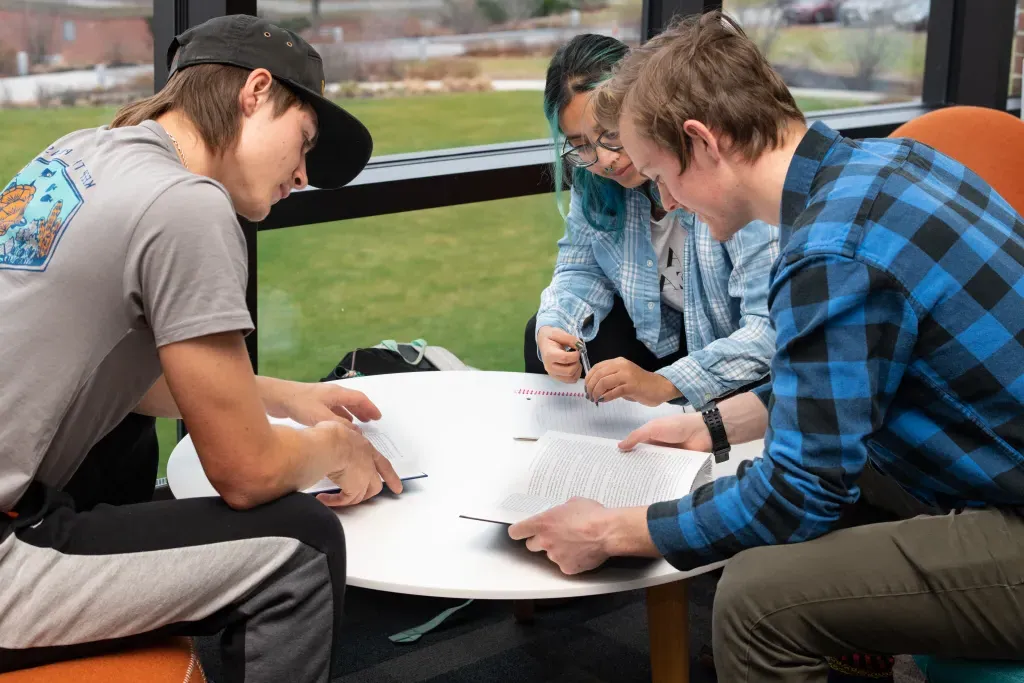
[{"left": 167, "top": 370, "right": 764, "bottom": 681}]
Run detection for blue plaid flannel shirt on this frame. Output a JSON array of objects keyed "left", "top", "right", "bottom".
[
  {"left": 648, "top": 121, "right": 1024, "bottom": 570},
  {"left": 536, "top": 184, "right": 779, "bottom": 409}
]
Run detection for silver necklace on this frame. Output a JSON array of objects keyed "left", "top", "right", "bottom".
[{"left": 167, "top": 132, "right": 189, "bottom": 170}]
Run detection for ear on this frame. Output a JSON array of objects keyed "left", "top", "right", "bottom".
[
  {"left": 239, "top": 68, "right": 274, "bottom": 118},
  {"left": 682, "top": 120, "right": 722, "bottom": 164}
]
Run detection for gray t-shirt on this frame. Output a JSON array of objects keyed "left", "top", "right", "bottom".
[
  {"left": 649, "top": 211, "right": 687, "bottom": 313},
  {"left": 0, "top": 120, "right": 253, "bottom": 510}
]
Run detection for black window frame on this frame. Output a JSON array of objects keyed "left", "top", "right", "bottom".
[{"left": 152, "top": 0, "right": 1020, "bottom": 461}]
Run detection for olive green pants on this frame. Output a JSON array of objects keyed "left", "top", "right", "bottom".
[{"left": 713, "top": 464, "right": 1024, "bottom": 682}]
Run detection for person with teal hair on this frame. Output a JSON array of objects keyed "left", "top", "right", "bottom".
[{"left": 524, "top": 33, "right": 780, "bottom": 409}]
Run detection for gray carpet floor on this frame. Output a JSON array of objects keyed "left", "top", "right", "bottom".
[{"left": 196, "top": 573, "right": 926, "bottom": 682}]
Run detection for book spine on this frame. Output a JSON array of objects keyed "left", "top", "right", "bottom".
[{"left": 514, "top": 388, "right": 585, "bottom": 398}]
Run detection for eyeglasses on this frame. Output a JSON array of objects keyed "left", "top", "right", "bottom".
[{"left": 560, "top": 130, "right": 624, "bottom": 168}]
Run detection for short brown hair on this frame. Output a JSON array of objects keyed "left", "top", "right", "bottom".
[
  {"left": 110, "top": 63, "right": 301, "bottom": 155},
  {"left": 593, "top": 11, "right": 803, "bottom": 172}
]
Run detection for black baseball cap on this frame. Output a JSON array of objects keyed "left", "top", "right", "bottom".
[{"left": 167, "top": 14, "right": 372, "bottom": 189}]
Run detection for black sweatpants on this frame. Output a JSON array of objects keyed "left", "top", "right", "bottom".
[
  {"left": 524, "top": 295, "right": 687, "bottom": 375},
  {"left": 0, "top": 414, "right": 348, "bottom": 683}
]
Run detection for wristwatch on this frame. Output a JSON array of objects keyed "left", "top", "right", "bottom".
[{"left": 701, "top": 404, "right": 731, "bottom": 463}]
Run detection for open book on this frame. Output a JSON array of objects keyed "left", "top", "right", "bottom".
[
  {"left": 303, "top": 424, "right": 427, "bottom": 495},
  {"left": 461, "top": 431, "right": 712, "bottom": 525},
  {"left": 511, "top": 385, "right": 689, "bottom": 441}
]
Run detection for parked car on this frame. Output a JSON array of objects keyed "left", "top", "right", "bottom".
[
  {"left": 782, "top": 0, "right": 843, "bottom": 25},
  {"left": 839, "top": 0, "right": 895, "bottom": 25},
  {"left": 892, "top": 0, "right": 929, "bottom": 31}
]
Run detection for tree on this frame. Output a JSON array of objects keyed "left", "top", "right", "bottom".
[
  {"left": 845, "top": 22, "right": 893, "bottom": 90},
  {"left": 441, "top": 0, "right": 488, "bottom": 33},
  {"left": 25, "top": 12, "right": 55, "bottom": 66},
  {"left": 725, "top": 0, "right": 787, "bottom": 61}
]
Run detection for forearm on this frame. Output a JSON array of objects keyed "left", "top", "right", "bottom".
[
  {"left": 136, "top": 374, "right": 294, "bottom": 421},
  {"left": 716, "top": 392, "right": 769, "bottom": 445},
  {"left": 212, "top": 422, "right": 340, "bottom": 509}
]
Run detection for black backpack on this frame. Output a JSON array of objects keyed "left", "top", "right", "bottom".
[{"left": 321, "top": 339, "right": 469, "bottom": 381}]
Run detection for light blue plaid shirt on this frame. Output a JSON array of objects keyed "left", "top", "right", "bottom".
[{"left": 536, "top": 184, "right": 779, "bottom": 409}]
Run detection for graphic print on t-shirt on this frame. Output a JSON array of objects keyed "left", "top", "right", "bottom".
[
  {"left": 0, "top": 157, "right": 84, "bottom": 271},
  {"left": 649, "top": 212, "right": 686, "bottom": 312}
]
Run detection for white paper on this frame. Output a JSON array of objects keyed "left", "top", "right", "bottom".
[
  {"left": 462, "top": 431, "right": 712, "bottom": 525},
  {"left": 304, "top": 425, "right": 426, "bottom": 494},
  {"left": 511, "top": 384, "right": 690, "bottom": 441}
]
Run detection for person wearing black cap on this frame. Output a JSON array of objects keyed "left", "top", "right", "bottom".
[{"left": 0, "top": 15, "right": 394, "bottom": 681}]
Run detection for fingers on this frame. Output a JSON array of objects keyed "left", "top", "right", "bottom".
[
  {"left": 618, "top": 423, "right": 653, "bottom": 451},
  {"left": 544, "top": 328, "right": 581, "bottom": 348},
  {"left": 599, "top": 385, "right": 628, "bottom": 403},
  {"left": 508, "top": 516, "right": 539, "bottom": 540},
  {"left": 590, "top": 373, "right": 625, "bottom": 402},
  {"left": 525, "top": 535, "right": 545, "bottom": 553},
  {"left": 316, "top": 488, "right": 361, "bottom": 507},
  {"left": 546, "top": 361, "right": 582, "bottom": 383},
  {"left": 584, "top": 364, "right": 609, "bottom": 397},
  {"left": 373, "top": 451, "right": 404, "bottom": 494},
  {"left": 543, "top": 345, "right": 579, "bottom": 367},
  {"left": 331, "top": 388, "right": 382, "bottom": 422},
  {"left": 618, "top": 415, "right": 696, "bottom": 451},
  {"left": 307, "top": 403, "right": 353, "bottom": 425}
]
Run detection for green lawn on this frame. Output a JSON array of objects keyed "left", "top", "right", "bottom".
[{"left": 1, "top": 88, "right": 877, "bottom": 478}]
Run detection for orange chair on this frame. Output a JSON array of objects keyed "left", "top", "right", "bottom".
[
  {"left": 0, "top": 637, "right": 205, "bottom": 683},
  {"left": 889, "top": 105, "right": 1024, "bottom": 216}
]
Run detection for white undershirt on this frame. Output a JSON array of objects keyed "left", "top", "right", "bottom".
[{"left": 649, "top": 211, "right": 687, "bottom": 313}]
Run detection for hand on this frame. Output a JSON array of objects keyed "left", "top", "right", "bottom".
[
  {"left": 584, "top": 357, "right": 681, "bottom": 407},
  {"left": 262, "top": 378, "right": 383, "bottom": 427},
  {"left": 313, "top": 421, "right": 403, "bottom": 507},
  {"left": 618, "top": 413, "right": 712, "bottom": 452},
  {"left": 508, "top": 497, "right": 612, "bottom": 575},
  {"left": 537, "top": 326, "right": 582, "bottom": 383}
]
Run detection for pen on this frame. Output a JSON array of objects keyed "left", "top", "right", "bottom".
[{"left": 574, "top": 340, "right": 599, "bottom": 406}]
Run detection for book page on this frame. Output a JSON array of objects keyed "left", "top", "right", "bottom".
[
  {"left": 524, "top": 432, "right": 710, "bottom": 507},
  {"left": 461, "top": 431, "right": 712, "bottom": 525},
  {"left": 511, "top": 387, "right": 689, "bottom": 441},
  {"left": 304, "top": 425, "right": 426, "bottom": 494}
]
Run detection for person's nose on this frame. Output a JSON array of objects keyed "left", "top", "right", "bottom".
[
  {"left": 658, "top": 179, "right": 681, "bottom": 211},
  {"left": 293, "top": 155, "right": 309, "bottom": 191},
  {"left": 595, "top": 146, "right": 621, "bottom": 171}
]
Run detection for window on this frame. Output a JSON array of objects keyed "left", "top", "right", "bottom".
[
  {"left": 257, "top": 0, "right": 644, "bottom": 156},
  {"left": 256, "top": 194, "right": 565, "bottom": 382},
  {"left": 1012, "top": 0, "right": 1023, "bottom": 98},
  {"left": 723, "top": 0, "right": 930, "bottom": 113},
  {"left": 0, "top": 2, "right": 154, "bottom": 178}
]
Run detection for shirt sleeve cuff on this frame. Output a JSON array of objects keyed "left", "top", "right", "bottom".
[
  {"left": 646, "top": 499, "right": 685, "bottom": 559},
  {"left": 656, "top": 358, "right": 719, "bottom": 410},
  {"left": 752, "top": 380, "right": 773, "bottom": 408}
]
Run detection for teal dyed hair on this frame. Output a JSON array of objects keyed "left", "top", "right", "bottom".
[{"left": 544, "top": 34, "right": 632, "bottom": 233}]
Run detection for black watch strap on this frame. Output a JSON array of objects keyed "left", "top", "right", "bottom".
[{"left": 701, "top": 405, "right": 731, "bottom": 463}]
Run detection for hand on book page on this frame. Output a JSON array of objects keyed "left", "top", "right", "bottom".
[
  {"left": 507, "top": 497, "right": 659, "bottom": 575},
  {"left": 618, "top": 412, "right": 713, "bottom": 453},
  {"left": 312, "top": 423, "right": 404, "bottom": 507},
  {"left": 304, "top": 425, "right": 426, "bottom": 504}
]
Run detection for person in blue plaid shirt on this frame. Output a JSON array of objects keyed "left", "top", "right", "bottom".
[
  {"left": 510, "top": 11, "right": 1024, "bottom": 682},
  {"left": 523, "top": 33, "right": 778, "bottom": 409}
]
